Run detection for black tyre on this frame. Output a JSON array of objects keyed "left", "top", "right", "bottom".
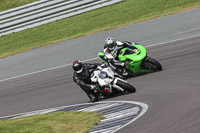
[
  {"left": 145, "top": 57, "right": 162, "bottom": 71},
  {"left": 116, "top": 80, "right": 136, "bottom": 93}
]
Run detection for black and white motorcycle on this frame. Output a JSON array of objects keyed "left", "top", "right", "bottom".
[{"left": 91, "top": 64, "right": 136, "bottom": 99}]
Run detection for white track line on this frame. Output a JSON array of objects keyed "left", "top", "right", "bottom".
[
  {"left": 0, "top": 101, "right": 148, "bottom": 133},
  {"left": 109, "top": 101, "right": 148, "bottom": 133},
  {"left": 1, "top": 33, "right": 200, "bottom": 82},
  {"left": 145, "top": 33, "right": 200, "bottom": 48},
  {"left": 79, "top": 103, "right": 121, "bottom": 112}
]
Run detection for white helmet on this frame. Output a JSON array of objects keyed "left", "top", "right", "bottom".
[{"left": 105, "top": 37, "right": 117, "bottom": 50}]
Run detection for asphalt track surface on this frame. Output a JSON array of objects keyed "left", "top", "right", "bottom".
[
  {"left": 1, "top": 8, "right": 200, "bottom": 133},
  {"left": 1, "top": 35, "right": 200, "bottom": 133},
  {"left": 1, "top": 8, "right": 200, "bottom": 81}
]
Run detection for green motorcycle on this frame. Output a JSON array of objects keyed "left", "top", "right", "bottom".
[{"left": 98, "top": 43, "right": 162, "bottom": 77}]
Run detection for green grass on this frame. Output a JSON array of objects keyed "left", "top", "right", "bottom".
[
  {"left": 0, "top": 0, "right": 200, "bottom": 58},
  {"left": 0, "top": 0, "right": 38, "bottom": 12},
  {"left": 0, "top": 111, "right": 103, "bottom": 133}
]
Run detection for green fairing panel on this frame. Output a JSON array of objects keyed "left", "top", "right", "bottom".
[
  {"left": 118, "top": 48, "right": 127, "bottom": 61},
  {"left": 98, "top": 51, "right": 104, "bottom": 56},
  {"left": 118, "top": 44, "right": 147, "bottom": 62},
  {"left": 98, "top": 51, "right": 108, "bottom": 64},
  {"left": 118, "top": 44, "right": 149, "bottom": 73},
  {"left": 132, "top": 44, "right": 147, "bottom": 62}
]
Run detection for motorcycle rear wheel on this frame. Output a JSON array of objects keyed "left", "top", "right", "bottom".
[{"left": 116, "top": 80, "right": 136, "bottom": 93}]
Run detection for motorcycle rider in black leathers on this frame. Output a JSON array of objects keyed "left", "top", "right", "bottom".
[
  {"left": 72, "top": 60, "right": 99, "bottom": 102},
  {"left": 103, "top": 37, "right": 137, "bottom": 76}
]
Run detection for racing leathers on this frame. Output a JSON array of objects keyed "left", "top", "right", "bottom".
[
  {"left": 73, "top": 63, "right": 98, "bottom": 102},
  {"left": 103, "top": 41, "right": 135, "bottom": 76}
]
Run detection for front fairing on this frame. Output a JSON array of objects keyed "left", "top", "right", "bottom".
[
  {"left": 118, "top": 44, "right": 148, "bottom": 73},
  {"left": 98, "top": 68, "right": 114, "bottom": 87},
  {"left": 91, "top": 66, "right": 114, "bottom": 87},
  {"left": 118, "top": 44, "right": 147, "bottom": 62}
]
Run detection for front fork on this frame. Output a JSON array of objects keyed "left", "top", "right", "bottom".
[
  {"left": 112, "top": 77, "right": 126, "bottom": 92},
  {"left": 141, "top": 56, "right": 155, "bottom": 70}
]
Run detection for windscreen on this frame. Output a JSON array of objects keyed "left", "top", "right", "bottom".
[
  {"left": 98, "top": 71, "right": 108, "bottom": 79},
  {"left": 123, "top": 45, "right": 138, "bottom": 55}
]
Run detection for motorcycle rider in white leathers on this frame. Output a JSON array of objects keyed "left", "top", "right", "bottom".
[{"left": 103, "top": 37, "right": 137, "bottom": 76}]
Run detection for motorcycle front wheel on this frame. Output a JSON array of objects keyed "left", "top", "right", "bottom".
[
  {"left": 143, "top": 57, "right": 162, "bottom": 71},
  {"left": 116, "top": 80, "right": 136, "bottom": 93}
]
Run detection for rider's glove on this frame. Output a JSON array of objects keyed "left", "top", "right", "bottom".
[
  {"left": 91, "top": 85, "right": 96, "bottom": 90},
  {"left": 114, "top": 62, "right": 125, "bottom": 66},
  {"left": 121, "top": 61, "right": 129, "bottom": 67},
  {"left": 121, "top": 62, "right": 125, "bottom": 66}
]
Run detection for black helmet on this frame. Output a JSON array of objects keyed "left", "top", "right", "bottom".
[
  {"left": 72, "top": 60, "right": 83, "bottom": 73},
  {"left": 105, "top": 37, "right": 117, "bottom": 50}
]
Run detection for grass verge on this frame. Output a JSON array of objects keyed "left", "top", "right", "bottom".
[
  {"left": 0, "top": 111, "right": 103, "bottom": 133},
  {"left": 0, "top": 0, "right": 200, "bottom": 58},
  {"left": 0, "top": 0, "right": 38, "bottom": 12}
]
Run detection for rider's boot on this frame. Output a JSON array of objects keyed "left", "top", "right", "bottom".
[{"left": 88, "top": 93, "right": 98, "bottom": 102}]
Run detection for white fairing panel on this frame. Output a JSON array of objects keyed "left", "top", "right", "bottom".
[{"left": 90, "top": 66, "right": 115, "bottom": 87}]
